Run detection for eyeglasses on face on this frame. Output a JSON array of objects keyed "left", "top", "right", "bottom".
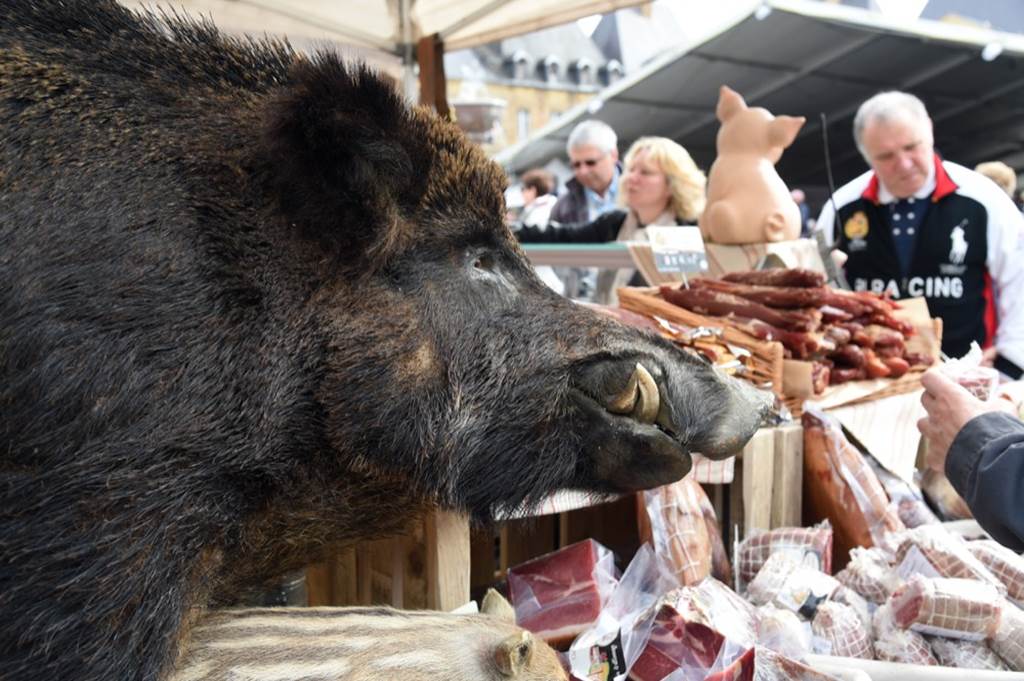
[{"left": 571, "top": 157, "right": 604, "bottom": 169}]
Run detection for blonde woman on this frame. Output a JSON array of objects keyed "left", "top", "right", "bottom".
[{"left": 515, "top": 136, "right": 706, "bottom": 302}]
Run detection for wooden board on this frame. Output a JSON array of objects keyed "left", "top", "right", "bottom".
[
  {"left": 741, "top": 428, "right": 776, "bottom": 536},
  {"left": 771, "top": 424, "right": 803, "bottom": 528},
  {"left": 425, "top": 509, "right": 471, "bottom": 611}
]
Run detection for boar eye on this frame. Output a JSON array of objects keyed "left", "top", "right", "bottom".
[{"left": 473, "top": 253, "right": 495, "bottom": 272}]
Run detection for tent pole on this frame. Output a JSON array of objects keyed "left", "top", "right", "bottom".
[{"left": 417, "top": 33, "right": 449, "bottom": 118}]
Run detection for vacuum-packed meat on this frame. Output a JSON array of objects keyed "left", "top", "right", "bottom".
[
  {"left": 736, "top": 523, "right": 833, "bottom": 587},
  {"left": 508, "top": 539, "right": 618, "bottom": 647},
  {"left": 928, "top": 635, "right": 1009, "bottom": 670},
  {"left": 871, "top": 602, "right": 937, "bottom": 666},
  {"left": 811, "top": 601, "right": 873, "bottom": 659},
  {"left": 888, "top": 575, "right": 1002, "bottom": 640},
  {"left": 968, "top": 540, "right": 1024, "bottom": 602}
]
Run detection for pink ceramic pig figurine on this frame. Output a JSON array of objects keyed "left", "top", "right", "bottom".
[{"left": 699, "top": 85, "right": 806, "bottom": 244}]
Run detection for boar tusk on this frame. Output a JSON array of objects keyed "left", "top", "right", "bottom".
[
  {"left": 607, "top": 367, "right": 640, "bottom": 414},
  {"left": 633, "top": 363, "right": 660, "bottom": 424}
]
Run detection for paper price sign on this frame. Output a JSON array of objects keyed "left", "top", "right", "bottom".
[{"left": 648, "top": 225, "right": 707, "bottom": 273}]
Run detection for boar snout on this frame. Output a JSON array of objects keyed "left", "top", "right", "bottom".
[
  {"left": 572, "top": 354, "right": 772, "bottom": 493},
  {"left": 687, "top": 372, "right": 774, "bottom": 457}
]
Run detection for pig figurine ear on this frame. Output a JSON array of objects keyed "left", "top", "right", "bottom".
[
  {"left": 494, "top": 630, "right": 535, "bottom": 677},
  {"left": 768, "top": 115, "right": 806, "bottom": 150},
  {"left": 256, "top": 55, "right": 423, "bottom": 262},
  {"left": 481, "top": 588, "right": 516, "bottom": 623},
  {"left": 716, "top": 85, "right": 747, "bottom": 122}
]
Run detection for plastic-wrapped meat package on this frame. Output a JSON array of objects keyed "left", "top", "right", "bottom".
[
  {"left": 991, "top": 601, "right": 1024, "bottom": 671},
  {"left": 869, "top": 457, "right": 940, "bottom": 529},
  {"left": 702, "top": 646, "right": 841, "bottom": 681},
  {"left": 968, "top": 540, "right": 1024, "bottom": 603},
  {"left": 810, "top": 601, "right": 873, "bottom": 659},
  {"left": 755, "top": 605, "right": 812, "bottom": 660},
  {"left": 871, "top": 602, "right": 937, "bottom": 666},
  {"left": 508, "top": 538, "right": 618, "bottom": 647},
  {"left": 928, "top": 635, "right": 1008, "bottom": 670},
  {"left": 919, "top": 468, "right": 973, "bottom": 521},
  {"left": 830, "top": 586, "right": 872, "bottom": 637},
  {"left": 696, "top": 481, "right": 733, "bottom": 587},
  {"left": 888, "top": 575, "right": 1002, "bottom": 640},
  {"left": 736, "top": 522, "right": 833, "bottom": 587},
  {"left": 802, "top": 409, "right": 905, "bottom": 564},
  {"left": 896, "top": 497, "right": 940, "bottom": 529},
  {"left": 894, "top": 525, "right": 1006, "bottom": 594},
  {"left": 639, "top": 476, "right": 723, "bottom": 587},
  {"left": 834, "top": 546, "right": 900, "bottom": 604},
  {"left": 628, "top": 604, "right": 725, "bottom": 681},
  {"left": 746, "top": 553, "right": 840, "bottom": 615},
  {"left": 662, "top": 577, "right": 759, "bottom": 651},
  {"left": 568, "top": 544, "right": 679, "bottom": 681}
]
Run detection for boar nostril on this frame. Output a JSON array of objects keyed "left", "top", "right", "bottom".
[{"left": 606, "top": 363, "right": 660, "bottom": 425}]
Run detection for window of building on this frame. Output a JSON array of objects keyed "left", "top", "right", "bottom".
[{"left": 516, "top": 109, "right": 530, "bottom": 141}]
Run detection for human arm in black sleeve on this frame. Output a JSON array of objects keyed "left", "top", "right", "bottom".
[
  {"left": 513, "top": 209, "right": 627, "bottom": 243},
  {"left": 945, "top": 411, "right": 1024, "bottom": 552}
]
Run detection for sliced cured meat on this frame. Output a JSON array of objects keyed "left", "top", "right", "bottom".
[
  {"left": 507, "top": 539, "right": 617, "bottom": 647},
  {"left": 628, "top": 604, "right": 724, "bottom": 681}
]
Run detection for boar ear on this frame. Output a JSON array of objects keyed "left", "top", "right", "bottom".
[
  {"left": 768, "top": 115, "right": 805, "bottom": 149},
  {"left": 716, "top": 85, "right": 746, "bottom": 122},
  {"left": 481, "top": 588, "right": 516, "bottom": 623},
  {"left": 494, "top": 631, "right": 534, "bottom": 677},
  {"left": 257, "top": 55, "right": 424, "bottom": 260}
]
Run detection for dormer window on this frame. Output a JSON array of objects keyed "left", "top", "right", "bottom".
[
  {"left": 601, "top": 60, "right": 624, "bottom": 85},
  {"left": 572, "top": 58, "right": 595, "bottom": 86},
  {"left": 540, "top": 55, "right": 562, "bottom": 82},
  {"left": 508, "top": 49, "right": 531, "bottom": 80}
]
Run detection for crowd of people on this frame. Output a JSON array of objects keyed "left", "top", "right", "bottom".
[{"left": 508, "top": 89, "right": 1024, "bottom": 550}]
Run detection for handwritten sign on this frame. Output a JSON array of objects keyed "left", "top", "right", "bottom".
[{"left": 648, "top": 225, "right": 707, "bottom": 273}]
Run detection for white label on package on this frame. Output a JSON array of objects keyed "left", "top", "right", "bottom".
[
  {"left": 897, "top": 545, "right": 941, "bottom": 580},
  {"left": 648, "top": 225, "right": 707, "bottom": 273}
]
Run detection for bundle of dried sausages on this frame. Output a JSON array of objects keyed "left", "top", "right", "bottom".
[{"left": 657, "top": 268, "right": 933, "bottom": 389}]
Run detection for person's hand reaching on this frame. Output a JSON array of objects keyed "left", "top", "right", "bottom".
[{"left": 917, "top": 368, "right": 1008, "bottom": 471}]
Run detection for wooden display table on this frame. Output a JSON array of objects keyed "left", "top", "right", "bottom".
[{"left": 306, "top": 423, "right": 803, "bottom": 610}]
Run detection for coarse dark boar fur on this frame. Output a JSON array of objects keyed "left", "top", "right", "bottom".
[{"left": 0, "top": 2, "right": 771, "bottom": 680}]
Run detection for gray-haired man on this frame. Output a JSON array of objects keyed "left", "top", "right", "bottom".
[
  {"left": 550, "top": 120, "right": 621, "bottom": 225},
  {"left": 816, "top": 91, "right": 1024, "bottom": 379}
]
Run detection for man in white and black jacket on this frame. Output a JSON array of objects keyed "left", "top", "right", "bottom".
[{"left": 817, "top": 91, "right": 1024, "bottom": 380}]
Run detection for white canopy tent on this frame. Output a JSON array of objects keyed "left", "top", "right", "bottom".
[
  {"left": 495, "top": 0, "right": 1024, "bottom": 194},
  {"left": 121, "top": 0, "right": 646, "bottom": 104}
]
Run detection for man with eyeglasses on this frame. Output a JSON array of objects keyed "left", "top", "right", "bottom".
[
  {"left": 816, "top": 91, "right": 1024, "bottom": 380},
  {"left": 550, "top": 120, "right": 622, "bottom": 225}
]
